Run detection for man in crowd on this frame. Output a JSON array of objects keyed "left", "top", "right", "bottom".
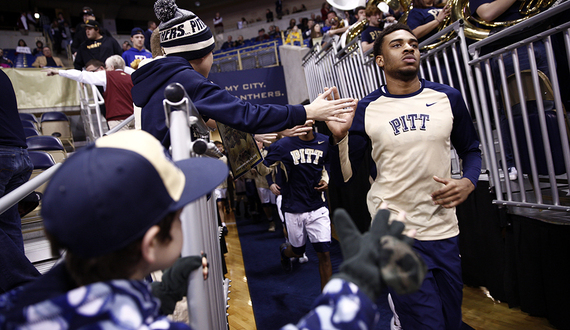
[
  {"left": 145, "top": 20, "right": 157, "bottom": 52},
  {"left": 122, "top": 27, "right": 152, "bottom": 68},
  {"left": 32, "top": 46, "right": 64, "bottom": 68},
  {"left": 361, "top": 4, "right": 387, "bottom": 53},
  {"left": 327, "top": 24, "right": 481, "bottom": 329},
  {"left": 74, "top": 19, "right": 122, "bottom": 70},
  {"left": 221, "top": 35, "right": 234, "bottom": 50},
  {"left": 71, "top": 7, "right": 113, "bottom": 56},
  {"left": 47, "top": 56, "right": 134, "bottom": 130},
  {"left": 0, "top": 70, "right": 41, "bottom": 294}
]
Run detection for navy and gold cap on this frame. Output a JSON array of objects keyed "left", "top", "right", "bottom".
[
  {"left": 154, "top": 0, "right": 215, "bottom": 61},
  {"left": 42, "top": 130, "right": 227, "bottom": 258}
]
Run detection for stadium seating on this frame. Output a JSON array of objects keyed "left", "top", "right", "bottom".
[
  {"left": 40, "top": 111, "right": 75, "bottom": 151},
  {"left": 26, "top": 135, "right": 68, "bottom": 164},
  {"left": 23, "top": 127, "right": 40, "bottom": 138}
]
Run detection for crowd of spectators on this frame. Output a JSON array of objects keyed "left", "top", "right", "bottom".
[{"left": 214, "top": 1, "right": 400, "bottom": 52}]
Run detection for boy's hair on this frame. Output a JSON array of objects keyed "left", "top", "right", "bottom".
[
  {"left": 373, "top": 23, "right": 415, "bottom": 58},
  {"left": 150, "top": 28, "right": 163, "bottom": 58},
  {"left": 48, "top": 212, "right": 177, "bottom": 286}
]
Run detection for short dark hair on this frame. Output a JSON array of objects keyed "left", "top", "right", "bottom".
[
  {"left": 85, "top": 59, "right": 105, "bottom": 69},
  {"left": 355, "top": 6, "right": 366, "bottom": 13},
  {"left": 49, "top": 211, "right": 177, "bottom": 287},
  {"left": 373, "top": 23, "right": 416, "bottom": 58}
]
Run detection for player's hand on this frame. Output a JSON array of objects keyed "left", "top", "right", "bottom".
[
  {"left": 315, "top": 180, "right": 328, "bottom": 192},
  {"left": 304, "top": 86, "right": 356, "bottom": 123},
  {"left": 279, "top": 121, "right": 313, "bottom": 137},
  {"left": 254, "top": 133, "right": 278, "bottom": 144},
  {"left": 270, "top": 183, "right": 281, "bottom": 195},
  {"left": 431, "top": 176, "right": 474, "bottom": 208},
  {"left": 323, "top": 87, "right": 356, "bottom": 144}
]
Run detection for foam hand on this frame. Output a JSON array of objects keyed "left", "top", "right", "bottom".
[
  {"left": 151, "top": 255, "right": 203, "bottom": 315},
  {"left": 332, "top": 208, "right": 426, "bottom": 301}
]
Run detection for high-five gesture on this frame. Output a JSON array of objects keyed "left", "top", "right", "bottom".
[
  {"left": 305, "top": 87, "right": 356, "bottom": 123},
  {"left": 323, "top": 87, "right": 356, "bottom": 144}
]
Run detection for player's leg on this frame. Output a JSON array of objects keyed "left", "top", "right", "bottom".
[
  {"left": 215, "top": 188, "right": 228, "bottom": 235},
  {"left": 258, "top": 187, "right": 275, "bottom": 231},
  {"left": 433, "top": 236, "right": 463, "bottom": 330},
  {"left": 306, "top": 206, "right": 332, "bottom": 290},
  {"left": 388, "top": 237, "right": 462, "bottom": 330},
  {"left": 280, "top": 211, "right": 307, "bottom": 272}
]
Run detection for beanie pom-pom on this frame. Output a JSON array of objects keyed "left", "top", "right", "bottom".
[{"left": 154, "top": 0, "right": 178, "bottom": 22}]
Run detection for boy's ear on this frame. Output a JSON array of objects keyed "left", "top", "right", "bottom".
[{"left": 141, "top": 225, "right": 161, "bottom": 264}]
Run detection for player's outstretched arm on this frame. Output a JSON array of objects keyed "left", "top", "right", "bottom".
[{"left": 304, "top": 87, "right": 356, "bottom": 123}]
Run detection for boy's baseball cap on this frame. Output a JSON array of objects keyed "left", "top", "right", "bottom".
[
  {"left": 153, "top": 0, "right": 215, "bottom": 61},
  {"left": 42, "top": 130, "right": 228, "bottom": 258},
  {"left": 131, "top": 27, "right": 145, "bottom": 36}
]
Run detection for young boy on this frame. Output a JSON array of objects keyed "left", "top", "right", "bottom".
[{"left": 0, "top": 130, "right": 227, "bottom": 328}]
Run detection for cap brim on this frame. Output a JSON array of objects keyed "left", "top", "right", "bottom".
[{"left": 169, "top": 157, "right": 228, "bottom": 211}]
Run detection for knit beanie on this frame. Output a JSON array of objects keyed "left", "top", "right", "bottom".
[{"left": 154, "top": 0, "right": 215, "bottom": 61}]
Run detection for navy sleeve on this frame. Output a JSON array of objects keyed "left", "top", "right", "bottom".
[
  {"left": 263, "top": 142, "right": 283, "bottom": 167},
  {"left": 187, "top": 79, "right": 307, "bottom": 135},
  {"left": 448, "top": 89, "right": 482, "bottom": 187}
]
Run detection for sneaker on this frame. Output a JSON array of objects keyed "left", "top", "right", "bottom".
[
  {"left": 268, "top": 221, "right": 276, "bottom": 232},
  {"left": 222, "top": 226, "right": 228, "bottom": 236},
  {"left": 298, "top": 253, "right": 309, "bottom": 264},
  {"left": 508, "top": 167, "right": 518, "bottom": 181},
  {"left": 279, "top": 243, "right": 292, "bottom": 273}
]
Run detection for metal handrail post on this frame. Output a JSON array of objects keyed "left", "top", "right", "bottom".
[
  {"left": 0, "top": 163, "right": 62, "bottom": 216},
  {"left": 165, "top": 84, "right": 227, "bottom": 330}
]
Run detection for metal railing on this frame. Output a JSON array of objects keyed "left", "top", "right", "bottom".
[
  {"left": 213, "top": 40, "right": 281, "bottom": 72},
  {"left": 469, "top": 1, "right": 570, "bottom": 213},
  {"left": 302, "top": 4, "right": 570, "bottom": 218}
]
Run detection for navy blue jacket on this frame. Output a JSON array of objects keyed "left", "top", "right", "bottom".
[
  {"left": 131, "top": 56, "right": 306, "bottom": 146},
  {"left": 0, "top": 70, "right": 27, "bottom": 149}
]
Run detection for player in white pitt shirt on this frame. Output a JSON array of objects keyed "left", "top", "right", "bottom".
[{"left": 327, "top": 23, "right": 481, "bottom": 330}]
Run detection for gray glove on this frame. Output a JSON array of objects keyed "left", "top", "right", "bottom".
[
  {"left": 151, "top": 255, "right": 203, "bottom": 315},
  {"left": 333, "top": 208, "right": 427, "bottom": 301}
]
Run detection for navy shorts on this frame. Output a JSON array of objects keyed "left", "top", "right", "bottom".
[{"left": 389, "top": 235, "right": 463, "bottom": 330}]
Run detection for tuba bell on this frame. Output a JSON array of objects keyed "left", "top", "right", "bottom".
[{"left": 410, "top": 0, "right": 559, "bottom": 50}]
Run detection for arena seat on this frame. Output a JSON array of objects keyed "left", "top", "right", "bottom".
[
  {"left": 220, "top": 57, "right": 238, "bottom": 72},
  {"left": 241, "top": 55, "right": 258, "bottom": 70},
  {"left": 21, "top": 120, "right": 37, "bottom": 130},
  {"left": 20, "top": 113, "right": 39, "bottom": 124},
  {"left": 27, "top": 150, "right": 56, "bottom": 195},
  {"left": 40, "top": 111, "right": 75, "bottom": 151},
  {"left": 26, "top": 135, "right": 68, "bottom": 164},
  {"left": 23, "top": 127, "right": 40, "bottom": 138},
  {"left": 257, "top": 48, "right": 278, "bottom": 67}
]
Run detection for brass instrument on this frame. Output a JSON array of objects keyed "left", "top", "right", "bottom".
[
  {"left": 330, "top": 16, "right": 346, "bottom": 28},
  {"left": 328, "top": 0, "right": 557, "bottom": 52},
  {"left": 422, "top": 0, "right": 557, "bottom": 49},
  {"left": 344, "top": 18, "right": 368, "bottom": 51}
]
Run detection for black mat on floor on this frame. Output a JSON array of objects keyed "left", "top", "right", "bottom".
[{"left": 235, "top": 215, "right": 393, "bottom": 329}]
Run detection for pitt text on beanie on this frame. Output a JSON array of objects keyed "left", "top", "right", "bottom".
[{"left": 154, "top": 0, "right": 215, "bottom": 61}]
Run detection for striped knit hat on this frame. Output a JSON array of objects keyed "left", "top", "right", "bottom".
[{"left": 154, "top": 0, "right": 215, "bottom": 61}]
